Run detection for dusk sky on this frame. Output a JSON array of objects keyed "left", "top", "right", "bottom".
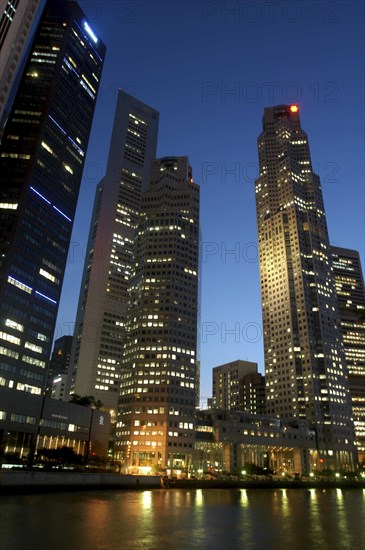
[{"left": 56, "top": 0, "right": 364, "bottom": 405}]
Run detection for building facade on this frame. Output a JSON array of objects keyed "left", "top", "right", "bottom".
[
  {"left": 254, "top": 105, "right": 356, "bottom": 470},
  {"left": 332, "top": 246, "right": 365, "bottom": 463},
  {"left": 195, "top": 409, "right": 315, "bottom": 476},
  {"left": 0, "top": 386, "right": 110, "bottom": 462},
  {"left": 0, "top": 1, "right": 105, "bottom": 444},
  {"left": 212, "top": 359, "right": 259, "bottom": 411},
  {"left": 0, "top": 0, "right": 43, "bottom": 124},
  {"left": 47, "top": 335, "right": 73, "bottom": 391},
  {"left": 51, "top": 373, "right": 68, "bottom": 400},
  {"left": 47, "top": 334, "right": 73, "bottom": 400},
  {"left": 239, "top": 372, "right": 266, "bottom": 415},
  {"left": 67, "top": 91, "right": 159, "bottom": 412},
  {"left": 116, "top": 157, "right": 200, "bottom": 474}
]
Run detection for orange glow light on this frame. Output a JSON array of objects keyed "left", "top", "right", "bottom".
[{"left": 290, "top": 105, "right": 299, "bottom": 113}]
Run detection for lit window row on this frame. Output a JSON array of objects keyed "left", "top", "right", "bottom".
[{"left": 0, "top": 331, "right": 21, "bottom": 346}]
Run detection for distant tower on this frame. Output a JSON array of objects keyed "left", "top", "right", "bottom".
[
  {"left": 212, "top": 360, "right": 258, "bottom": 411},
  {"left": 0, "top": 0, "right": 44, "bottom": 124},
  {"left": 47, "top": 335, "right": 73, "bottom": 390},
  {"left": 67, "top": 91, "right": 159, "bottom": 411},
  {"left": 0, "top": 1, "right": 105, "bottom": 399},
  {"left": 239, "top": 372, "right": 266, "bottom": 415},
  {"left": 331, "top": 246, "right": 365, "bottom": 463},
  {"left": 116, "top": 157, "right": 200, "bottom": 474},
  {"left": 255, "top": 105, "right": 356, "bottom": 469}
]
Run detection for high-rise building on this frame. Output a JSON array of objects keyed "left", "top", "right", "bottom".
[
  {"left": 116, "top": 156, "right": 200, "bottom": 474},
  {"left": 67, "top": 91, "right": 159, "bottom": 411},
  {"left": 0, "top": 0, "right": 44, "bottom": 124},
  {"left": 212, "top": 359, "right": 258, "bottom": 411},
  {"left": 331, "top": 246, "right": 365, "bottom": 462},
  {"left": 0, "top": 0, "right": 105, "bottom": 403},
  {"left": 254, "top": 105, "right": 356, "bottom": 470}
]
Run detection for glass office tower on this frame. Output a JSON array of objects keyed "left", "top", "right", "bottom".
[
  {"left": 332, "top": 246, "right": 365, "bottom": 463},
  {"left": 0, "top": 0, "right": 105, "bottom": 398},
  {"left": 0, "top": 0, "right": 44, "bottom": 124}
]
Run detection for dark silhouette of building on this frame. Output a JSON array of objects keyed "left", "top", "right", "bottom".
[{"left": 46, "top": 335, "right": 73, "bottom": 398}]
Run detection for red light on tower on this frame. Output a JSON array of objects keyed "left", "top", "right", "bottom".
[{"left": 290, "top": 105, "right": 299, "bottom": 113}]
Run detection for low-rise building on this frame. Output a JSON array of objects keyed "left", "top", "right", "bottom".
[
  {"left": 0, "top": 387, "right": 110, "bottom": 463},
  {"left": 212, "top": 360, "right": 258, "bottom": 411},
  {"left": 194, "top": 409, "right": 317, "bottom": 475}
]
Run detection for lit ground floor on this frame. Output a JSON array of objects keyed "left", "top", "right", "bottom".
[
  {"left": 194, "top": 443, "right": 357, "bottom": 477},
  {"left": 116, "top": 446, "right": 194, "bottom": 476},
  {"left": 0, "top": 387, "right": 110, "bottom": 464},
  {"left": 195, "top": 442, "right": 307, "bottom": 476}
]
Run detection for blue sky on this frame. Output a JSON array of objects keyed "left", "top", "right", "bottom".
[{"left": 56, "top": 1, "right": 365, "bottom": 405}]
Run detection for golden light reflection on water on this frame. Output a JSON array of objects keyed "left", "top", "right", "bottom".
[
  {"left": 281, "top": 489, "right": 289, "bottom": 518},
  {"left": 1, "top": 489, "right": 364, "bottom": 550},
  {"left": 142, "top": 490, "right": 152, "bottom": 510},
  {"left": 240, "top": 489, "right": 248, "bottom": 507},
  {"left": 195, "top": 489, "right": 203, "bottom": 507}
]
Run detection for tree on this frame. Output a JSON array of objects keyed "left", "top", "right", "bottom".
[
  {"left": 69, "top": 394, "right": 100, "bottom": 407},
  {"left": 36, "top": 446, "right": 83, "bottom": 465},
  {"left": 93, "top": 399, "right": 103, "bottom": 410}
]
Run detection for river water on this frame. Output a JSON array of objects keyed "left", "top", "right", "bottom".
[{"left": 1, "top": 488, "right": 364, "bottom": 550}]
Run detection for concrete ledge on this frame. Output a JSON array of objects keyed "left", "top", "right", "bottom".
[
  {"left": 1, "top": 471, "right": 364, "bottom": 494},
  {"left": 0, "top": 471, "right": 161, "bottom": 493}
]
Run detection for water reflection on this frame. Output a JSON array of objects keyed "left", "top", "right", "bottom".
[
  {"left": 1, "top": 488, "right": 364, "bottom": 550},
  {"left": 142, "top": 490, "right": 152, "bottom": 510},
  {"left": 240, "top": 488, "right": 248, "bottom": 507},
  {"left": 195, "top": 488, "right": 203, "bottom": 506}
]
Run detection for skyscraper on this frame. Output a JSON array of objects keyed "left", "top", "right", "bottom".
[
  {"left": 116, "top": 156, "right": 200, "bottom": 474},
  {"left": 331, "top": 246, "right": 365, "bottom": 462},
  {"left": 255, "top": 105, "right": 356, "bottom": 469},
  {"left": 0, "top": 0, "right": 105, "bottom": 400},
  {"left": 0, "top": 0, "right": 43, "bottom": 124},
  {"left": 67, "top": 91, "right": 159, "bottom": 411}
]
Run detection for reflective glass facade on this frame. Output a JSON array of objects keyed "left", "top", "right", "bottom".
[
  {"left": 0, "top": 0, "right": 105, "bottom": 399},
  {"left": 332, "top": 247, "right": 365, "bottom": 461}
]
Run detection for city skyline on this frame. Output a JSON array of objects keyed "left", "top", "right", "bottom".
[{"left": 55, "top": 1, "right": 364, "bottom": 403}]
